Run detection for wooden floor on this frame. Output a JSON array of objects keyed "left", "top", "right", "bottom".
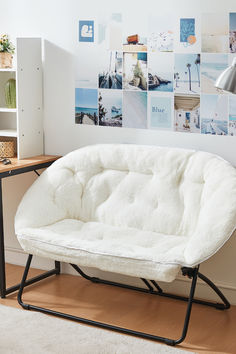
[{"left": 1, "top": 264, "right": 236, "bottom": 354}]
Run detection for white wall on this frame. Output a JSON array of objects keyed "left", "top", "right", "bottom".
[{"left": 1, "top": 0, "right": 236, "bottom": 304}]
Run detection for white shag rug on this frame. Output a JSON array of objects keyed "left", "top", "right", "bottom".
[{"left": 0, "top": 304, "right": 195, "bottom": 354}]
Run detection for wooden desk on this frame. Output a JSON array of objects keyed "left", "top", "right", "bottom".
[{"left": 0, "top": 155, "right": 60, "bottom": 298}]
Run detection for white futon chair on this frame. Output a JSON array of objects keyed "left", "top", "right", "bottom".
[{"left": 15, "top": 144, "right": 236, "bottom": 346}]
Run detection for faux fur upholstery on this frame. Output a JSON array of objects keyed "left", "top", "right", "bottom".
[{"left": 15, "top": 144, "right": 236, "bottom": 282}]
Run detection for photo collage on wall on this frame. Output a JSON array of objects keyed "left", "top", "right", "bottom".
[{"left": 75, "top": 12, "right": 236, "bottom": 136}]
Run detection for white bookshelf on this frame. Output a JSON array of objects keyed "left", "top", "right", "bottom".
[{"left": 0, "top": 38, "right": 43, "bottom": 159}]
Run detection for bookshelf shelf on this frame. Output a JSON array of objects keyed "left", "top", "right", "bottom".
[
  {"left": 0, "top": 108, "right": 17, "bottom": 113},
  {"left": 0, "top": 129, "right": 17, "bottom": 137},
  {"left": 0, "top": 68, "right": 16, "bottom": 72}
]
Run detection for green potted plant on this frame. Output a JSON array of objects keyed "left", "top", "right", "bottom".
[
  {"left": 0, "top": 34, "right": 15, "bottom": 68},
  {"left": 5, "top": 78, "right": 16, "bottom": 108}
]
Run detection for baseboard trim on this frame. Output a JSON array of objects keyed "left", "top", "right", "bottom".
[
  {"left": 5, "top": 246, "right": 236, "bottom": 305},
  {"left": 5, "top": 246, "right": 55, "bottom": 270},
  {"left": 176, "top": 273, "right": 236, "bottom": 292}
]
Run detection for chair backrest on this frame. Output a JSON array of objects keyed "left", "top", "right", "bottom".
[{"left": 15, "top": 144, "right": 236, "bottom": 265}]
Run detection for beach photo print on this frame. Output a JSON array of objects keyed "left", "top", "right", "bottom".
[
  {"left": 75, "top": 88, "right": 98, "bottom": 125},
  {"left": 174, "top": 94, "right": 200, "bottom": 133},
  {"left": 148, "top": 53, "right": 174, "bottom": 92},
  {"left": 98, "top": 90, "right": 122, "bottom": 127},
  {"left": 174, "top": 54, "right": 200, "bottom": 95},
  {"left": 123, "top": 52, "right": 147, "bottom": 91},
  {"left": 229, "top": 13, "right": 236, "bottom": 53},
  {"left": 201, "top": 53, "right": 228, "bottom": 94},
  {"left": 229, "top": 95, "right": 236, "bottom": 136},
  {"left": 201, "top": 94, "right": 228, "bottom": 135}
]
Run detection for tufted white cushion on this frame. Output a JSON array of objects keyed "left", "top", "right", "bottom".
[{"left": 15, "top": 144, "right": 236, "bottom": 282}]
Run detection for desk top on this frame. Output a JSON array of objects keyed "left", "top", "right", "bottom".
[{"left": 0, "top": 155, "right": 61, "bottom": 174}]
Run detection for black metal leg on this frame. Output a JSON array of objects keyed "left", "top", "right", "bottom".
[
  {"left": 18, "top": 254, "right": 33, "bottom": 308},
  {"left": 150, "top": 280, "right": 163, "bottom": 293},
  {"left": 33, "top": 170, "right": 41, "bottom": 177},
  {"left": 140, "top": 278, "right": 154, "bottom": 292},
  {"left": 0, "top": 178, "right": 6, "bottom": 298},
  {"left": 17, "top": 255, "right": 60, "bottom": 306},
  {"left": 198, "top": 272, "right": 230, "bottom": 309},
  {"left": 172, "top": 266, "right": 199, "bottom": 345},
  {"left": 55, "top": 261, "right": 61, "bottom": 274},
  {"left": 140, "top": 278, "right": 163, "bottom": 293},
  {"left": 70, "top": 263, "right": 99, "bottom": 282}
]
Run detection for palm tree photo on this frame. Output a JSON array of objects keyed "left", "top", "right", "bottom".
[
  {"left": 174, "top": 72, "right": 180, "bottom": 87},
  {"left": 186, "top": 63, "right": 192, "bottom": 91},
  {"left": 195, "top": 54, "right": 200, "bottom": 87},
  {"left": 174, "top": 54, "right": 200, "bottom": 94}
]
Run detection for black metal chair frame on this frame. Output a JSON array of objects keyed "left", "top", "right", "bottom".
[{"left": 18, "top": 254, "right": 230, "bottom": 346}]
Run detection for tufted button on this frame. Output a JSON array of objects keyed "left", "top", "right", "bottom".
[
  {"left": 63, "top": 167, "right": 75, "bottom": 175},
  {"left": 153, "top": 200, "right": 159, "bottom": 209},
  {"left": 96, "top": 234, "right": 103, "bottom": 240},
  {"left": 127, "top": 195, "right": 135, "bottom": 203}
]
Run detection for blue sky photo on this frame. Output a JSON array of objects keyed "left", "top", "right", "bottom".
[
  {"left": 230, "top": 96, "right": 236, "bottom": 118},
  {"left": 201, "top": 94, "right": 218, "bottom": 118},
  {"left": 230, "top": 13, "right": 236, "bottom": 31},
  {"left": 75, "top": 88, "right": 98, "bottom": 108}
]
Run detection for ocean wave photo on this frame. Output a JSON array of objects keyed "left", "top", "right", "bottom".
[{"left": 201, "top": 54, "right": 228, "bottom": 94}]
